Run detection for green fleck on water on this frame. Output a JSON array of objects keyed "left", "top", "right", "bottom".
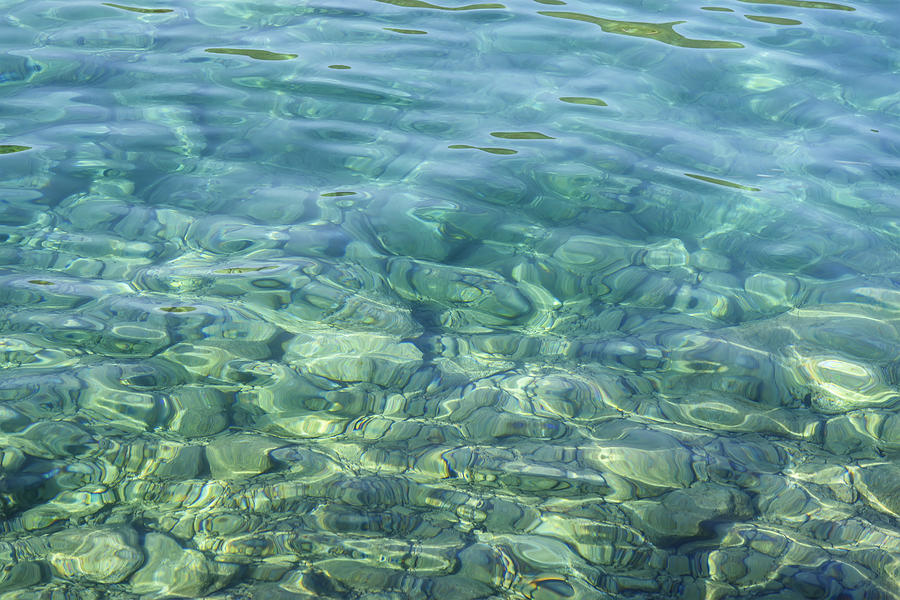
[
  {"left": 205, "top": 48, "right": 298, "bottom": 60},
  {"left": 2, "top": 0, "right": 899, "bottom": 596},
  {"left": 739, "top": 0, "right": 855, "bottom": 9},
  {"left": 490, "top": 131, "right": 555, "bottom": 139},
  {"left": 745, "top": 14, "right": 803, "bottom": 24},
  {"left": 449, "top": 144, "right": 519, "bottom": 154},
  {"left": 213, "top": 266, "right": 276, "bottom": 273},
  {"left": 685, "top": 172, "right": 762, "bottom": 191},
  {"left": 101, "top": 3, "right": 174, "bottom": 13},
  {"left": 377, "top": 0, "right": 505, "bottom": 10},
  {"left": 538, "top": 11, "right": 745, "bottom": 48},
  {"left": 559, "top": 96, "right": 608, "bottom": 106},
  {"left": 0, "top": 145, "right": 31, "bottom": 154},
  {"left": 384, "top": 27, "right": 429, "bottom": 34}
]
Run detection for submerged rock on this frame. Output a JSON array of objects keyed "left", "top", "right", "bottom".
[
  {"left": 852, "top": 463, "right": 900, "bottom": 519},
  {"left": 48, "top": 526, "right": 143, "bottom": 583},
  {"left": 387, "top": 258, "right": 533, "bottom": 327},
  {"left": 130, "top": 532, "right": 239, "bottom": 598},
  {"left": 582, "top": 428, "right": 695, "bottom": 496},
  {"left": 622, "top": 482, "right": 754, "bottom": 545},
  {"left": 285, "top": 330, "right": 423, "bottom": 389},
  {"left": 21, "top": 485, "right": 115, "bottom": 531},
  {"left": 0, "top": 559, "right": 43, "bottom": 592},
  {"left": 206, "top": 434, "right": 283, "bottom": 481}
]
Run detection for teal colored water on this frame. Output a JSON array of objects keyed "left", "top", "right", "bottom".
[{"left": 1, "top": 0, "right": 900, "bottom": 598}]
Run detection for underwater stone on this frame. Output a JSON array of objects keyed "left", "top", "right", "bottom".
[
  {"left": 48, "top": 526, "right": 143, "bottom": 583},
  {"left": 283, "top": 222, "right": 352, "bottom": 257},
  {"left": 287, "top": 287, "right": 421, "bottom": 338},
  {"left": 658, "top": 392, "right": 821, "bottom": 440},
  {"left": 130, "top": 532, "right": 239, "bottom": 599},
  {"left": 583, "top": 428, "right": 695, "bottom": 494},
  {"left": 551, "top": 235, "right": 640, "bottom": 274},
  {"left": 0, "top": 446, "right": 26, "bottom": 472},
  {"left": 364, "top": 195, "right": 491, "bottom": 261},
  {"left": 708, "top": 546, "right": 776, "bottom": 587},
  {"left": 532, "top": 512, "right": 653, "bottom": 569},
  {"left": 613, "top": 268, "right": 684, "bottom": 309},
  {"left": 161, "top": 342, "right": 239, "bottom": 379},
  {"left": 642, "top": 238, "right": 689, "bottom": 270},
  {"left": 387, "top": 258, "right": 532, "bottom": 325},
  {"left": 0, "top": 275, "right": 133, "bottom": 311},
  {"left": 852, "top": 463, "right": 900, "bottom": 519},
  {"left": 164, "top": 385, "right": 229, "bottom": 437},
  {"left": 238, "top": 582, "right": 319, "bottom": 600},
  {"left": 324, "top": 296, "right": 422, "bottom": 338},
  {"left": 200, "top": 319, "right": 280, "bottom": 358},
  {"left": 229, "top": 186, "right": 316, "bottom": 225},
  {"left": 0, "top": 405, "right": 31, "bottom": 434},
  {"left": 285, "top": 331, "right": 423, "bottom": 388},
  {"left": 206, "top": 433, "right": 283, "bottom": 480},
  {"left": 97, "top": 321, "right": 172, "bottom": 358},
  {"left": 0, "top": 558, "right": 43, "bottom": 592},
  {"left": 0, "top": 335, "right": 76, "bottom": 370},
  {"left": 874, "top": 412, "right": 900, "bottom": 451},
  {"left": 13, "top": 421, "right": 97, "bottom": 459},
  {"left": 245, "top": 558, "right": 294, "bottom": 583},
  {"left": 186, "top": 216, "right": 290, "bottom": 255},
  {"left": 461, "top": 408, "right": 567, "bottom": 442},
  {"left": 499, "top": 371, "right": 619, "bottom": 422},
  {"left": 744, "top": 273, "right": 801, "bottom": 312},
  {"left": 134, "top": 441, "right": 205, "bottom": 480},
  {"left": 21, "top": 485, "right": 114, "bottom": 531},
  {"left": 786, "top": 351, "right": 900, "bottom": 414},
  {"left": 823, "top": 413, "right": 882, "bottom": 455},
  {"left": 77, "top": 388, "right": 163, "bottom": 432},
  {"left": 692, "top": 249, "right": 732, "bottom": 272},
  {"left": 622, "top": 482, "right": 753, "bottom": 544}
]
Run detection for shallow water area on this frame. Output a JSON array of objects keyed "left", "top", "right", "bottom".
[{"left": 1, "top": 0, "right": 899, "bottom": 598}]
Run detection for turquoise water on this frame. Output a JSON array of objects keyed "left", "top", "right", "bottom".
[{"left": 1, "top": 0, "right": 900, "bottom": 597}]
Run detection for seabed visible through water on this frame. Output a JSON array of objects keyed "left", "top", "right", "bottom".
[{"left": 0, "top": 0, "right": 899, "bottom": 598}]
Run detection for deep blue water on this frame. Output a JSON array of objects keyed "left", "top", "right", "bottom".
[{"left": 1, "top": 0, "right": 900, "bottom": 598}]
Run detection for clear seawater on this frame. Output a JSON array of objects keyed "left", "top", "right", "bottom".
[{"left": 0, "top": 0, "right": 899, "bottom": 598}]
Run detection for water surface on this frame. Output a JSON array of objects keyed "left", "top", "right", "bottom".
[{"left": 1, "top": 0, "right": 899, "bottom": 598}]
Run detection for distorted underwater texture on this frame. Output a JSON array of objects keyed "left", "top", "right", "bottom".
[{"left": 1, "top": 0, "right": 899, "bottom": 598}]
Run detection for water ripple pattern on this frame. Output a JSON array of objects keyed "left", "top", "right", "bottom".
[{"left": 1, "top": 0, "right": 899, "bottom": 598}]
